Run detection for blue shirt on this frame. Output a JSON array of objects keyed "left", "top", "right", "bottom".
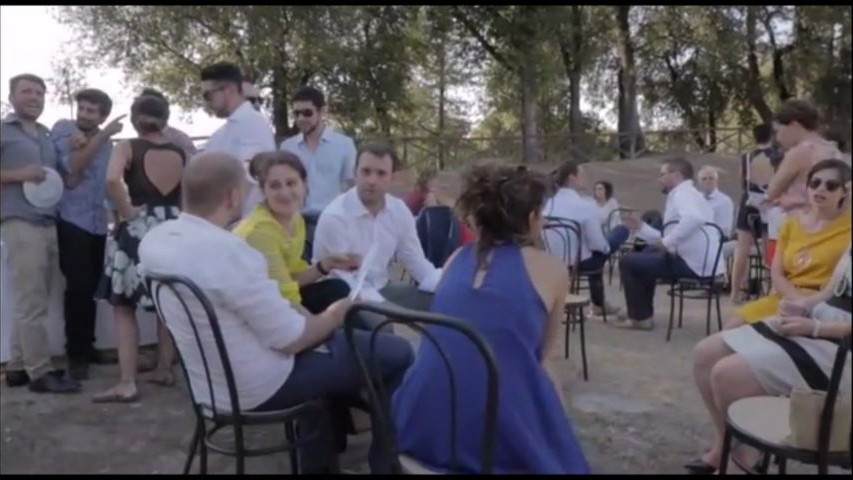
[
  {"left": 279, "top": 127, "right": 357, "bottom": 214},
  {"left": 0, "top": 114, "right": 59, "bottom": 225},
  {"left": 51, "top": 119, "right": 111, "bottom": 235}
]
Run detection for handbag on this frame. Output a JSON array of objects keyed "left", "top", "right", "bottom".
[{"left": 787, "top": 387, "right": 851, "bottom": 451}]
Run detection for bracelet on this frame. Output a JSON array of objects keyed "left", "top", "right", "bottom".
[
  {"left": 316, "top": 260, "right": 329, "bottom": 276},
  {"left": 811, "top": 319, "right": 821, "bottom": 338}
]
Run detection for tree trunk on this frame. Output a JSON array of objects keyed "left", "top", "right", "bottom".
[
  {"left": 745, "top": 6, "right": 773, "bottom": 124},
  {"left": 437, "top": 36, "right": 447, "bottom": 170},
  {"left": 271, "top": 66, "right": 290, "bottom": 141},
  {"left": 520, "top": 60, "right": 541, "bottom": 163},
  {"left": 568, "top": 5, "right": 583, "bottom": 136},
  {"left": 615, "top": 5, "right": 644, "bottom": 159}
]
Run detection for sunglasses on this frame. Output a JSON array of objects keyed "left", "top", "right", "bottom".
[
  {"left": 293, "top": 108, "right": 315, "bottom": 118},
  {"left": 807, "top": 177, "right": 843, "bottom": 192},
  {"left": 202, "top": 85, "right": 227, "bottom": 102}
]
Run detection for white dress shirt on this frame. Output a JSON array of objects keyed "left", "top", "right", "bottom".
[
  {"left": 542, "top": 187, "right": 611, "bottom": 265},
  {"left": 138, "top": 213, "right": 306, "bottom": 411},
  {"left": 705, "top": 189, "right": 735, "bottom": 237},
  {"left": 312, "top": 187, "right": 442, "bottom": 303},
  {"left": 636, "top": 180, "right": 725, "bottom": 278},
  {"left": 202, "top": 101, "right": 277, "bottom": 218},
  {"left": 280, "top": 127, "right": 357, "bottom": 214}
]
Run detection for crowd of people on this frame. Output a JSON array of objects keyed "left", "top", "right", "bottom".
[{"left": 1, "top": 57, "right": 850, "bottom": 474}]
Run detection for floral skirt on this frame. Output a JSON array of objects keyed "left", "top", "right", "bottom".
[{"left": 96, "top": 205, "right": 180, "bottom": 310}]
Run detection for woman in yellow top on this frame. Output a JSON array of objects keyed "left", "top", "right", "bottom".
[
  {"left": 725, "top": 158, "right": 851, "bottom": 328},
  {"left": 234, "top": 151, "right": 359, "bottom": 313}
]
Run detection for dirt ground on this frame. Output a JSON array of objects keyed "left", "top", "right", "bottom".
[{"left": 0, "top": 154, "right": 842, "bottom": 474}]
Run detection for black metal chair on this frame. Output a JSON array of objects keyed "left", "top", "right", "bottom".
[
  {"left": 542, "top": 217, "right": 590, "bottom": 381},
  {"left": 661, "top": 221, "right": 726, "bottom": 342},
  {"left": 720, "top": 335, "right": 852, "bottom": 475},
  {"left": 605, "top": 207, "right": 639, "bottom": 287},
  {"left": 145, "top": 274, "right": 328, "bottom": 475},
  {"left": 745, "top": 212, "right": 771, "bottom": 299},
  {"left": 342, "top": 302, "right": 500, "bottom": 474}
]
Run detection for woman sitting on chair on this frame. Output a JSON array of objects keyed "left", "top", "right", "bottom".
[
  {"left": 688, "top": 242, "right": 851, "bottom": 474},
  {"left": 725, "top": 159, "right": 851, "bottom": 329},
  {"left": 392, "top": 164, "right": 590, "bottom": 474},
  {"left": 234, "top": 151, "right": 360, "bottom": 314}
]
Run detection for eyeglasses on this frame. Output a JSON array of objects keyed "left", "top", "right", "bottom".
[
  {"left": 293, "top": 108, "right": 315, "bottom": 118},
  {"left": 202, "top": 85, "right": 227, "bottom": 102},
  {"left": 807, "top": 177, "right": 843, "bottom": 192}
]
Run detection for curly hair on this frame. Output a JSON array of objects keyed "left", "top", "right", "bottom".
[{"left": 456, "top": 164, "right": 549, "bottom": 267}]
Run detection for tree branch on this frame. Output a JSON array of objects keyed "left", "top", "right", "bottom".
[{"left": 450, "top": 6, "right": 510, "bottom": 69}]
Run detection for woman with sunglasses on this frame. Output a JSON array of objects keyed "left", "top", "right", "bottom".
[{"left": 723, "top": 159, "right": 851, "bottom": 329}]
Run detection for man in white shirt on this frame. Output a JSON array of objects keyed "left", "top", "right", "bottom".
[
  {"left": 696, "top": 166, "right": 734, "bottom": 238},
  {"left": 138, "top": 151, "right": 413, "bottom": 474},
  {"left": 542, "top": 161, "right": 630, "bottom": 316},
  {"left": 619, "top": 158, "right": 724, "bottom": 330},
  {"left": 198, "top": 63, "right": 276, "bottom": 218},
  {"left": 313, "top": 142, "right": 441, "bottom": 326}
]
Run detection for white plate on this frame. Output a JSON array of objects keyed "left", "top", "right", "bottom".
[{"left": 23, "top": 167, "right": 64, "bottom": 209}]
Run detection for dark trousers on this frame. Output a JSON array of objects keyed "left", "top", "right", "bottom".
[
  {"left": 578, "top": 226, "right": 630, "bottom": 306},
  {"left": 618, "top": 248, "right": 699, "bottom": 321},
  {"left": 355, "top": 284, "right": 435, "bottom": 331},
  {"left": 302, "top": 211, "right": 321, "bottom": 263},
  {"left": 300, "top": 279, "right": 350, "bottom": 314},
  {"left": 252, "top": 329, "right": 414, "bottom": 474},
  {"left": 56, "top": 219, "right": 106, "bottom": 361}
]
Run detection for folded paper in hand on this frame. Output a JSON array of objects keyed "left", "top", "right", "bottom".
[{"left": 349, "top": 245, "right": 379, "bottom": 301}]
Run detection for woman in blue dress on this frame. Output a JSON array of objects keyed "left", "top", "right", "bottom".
[{"left": 392, "top": 164, "right": 591, "bottom": 474}]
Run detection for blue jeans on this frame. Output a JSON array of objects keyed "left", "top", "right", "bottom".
[
  {"left": 578, "top": 226, "right": 630, "bottom": 306},
  {"left": 618, "top": 248, "right": 699, "bottom": 321},
  {"left": 252, "top": 330, "right": 414, "bottom": 474}
]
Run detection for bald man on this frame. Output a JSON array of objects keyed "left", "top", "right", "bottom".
[
  {"left": 697, "top": 165, "right": 734, "bottom": 237},
  {"left": 137, "top": 152, "right": 413, "bottom": 474},
  {"left": 243, "top": 81, "right": 262, "bottom": 111}
]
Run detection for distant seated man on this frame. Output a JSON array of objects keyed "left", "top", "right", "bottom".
[
  {"left": 542, "top": 161, "right": 630, "bottom": 316},
  {"left": 138, "top": 152, "right": 414, "bottom": 474},
  {"left": 313, "top": 142, "right": 442, "bottom": 322},
  {"left": 618, "top": 158, "right": 724, "bottom": 330},
  {"left": 696, "top": 165, "right": 734, "bottom": 239}
]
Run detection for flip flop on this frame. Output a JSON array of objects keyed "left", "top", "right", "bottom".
[
  {"left": 144, "top": 371, "right": 175, "bottom": 387},
  {"left": 684, "top": 459, "right": 715, "bottom": 475},
  {"left": 92, "top": 389, "right": 140, "bottom": 404}
]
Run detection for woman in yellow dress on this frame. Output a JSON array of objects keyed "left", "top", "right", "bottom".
[
  {"left": 235, "top": 151, "right": 359, "bottom": 314},
  {"left": 726, "top": 158, "right": 851, "bottom": 328}
]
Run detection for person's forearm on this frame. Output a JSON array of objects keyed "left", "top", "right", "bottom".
[
  {"left": 771, "top": 271, "right": 802, "bottom": 298},
  {"left": 107, "top": 179, "right": 136, "bottom": 219},
  {"left": 0, "top": 168, "right": 23, "bottom": 184},
  {"left": 293, "top": 262, "right": 326, "bottom": 287},
  {"left": 68, "top": 130, "right": 110, "bottom": 178},
  {"left": 281, "top": 311, "right": 338, "bottom": 355},
  {"left": 817, "top": 322, "right": 852, "bottom": 340}
]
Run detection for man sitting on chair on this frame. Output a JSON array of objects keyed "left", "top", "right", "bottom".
[
  {"left": 542, "top": 160, "right": 630, "bottom": 317},
  {"left": 618, "top": 157, "right": 724, "bottom": 330},
  {"left": 138, "top": 152, "right": 414, "bottom": 474},
  {"left": 313, "top": 142, "right": 442, "bottom": 323}
]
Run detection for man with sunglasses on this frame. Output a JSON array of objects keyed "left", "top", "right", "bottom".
[
  {"left": 242, "top": 81, "right": 262, "bottom": 112},
  {"left": 199, "top": 62, "right": 275, "bottom": 218},
  {"left": 280, "top": 87, "right": 357, "bottom": 252}
]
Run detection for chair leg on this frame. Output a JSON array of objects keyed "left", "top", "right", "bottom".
[
  {"left": 666, "top": 286, "right": 676, "bottom": 342},
  {"left": 235, "top": 425, "right": 245, "bottom": 475},
  {"left": 199, "top": 425, "right": 208, "bottom": 475},
  {"left": 564, "top": 311, "right": 571, "bottom": 360},
  {"left": 758, "top": 452, "right": 771, "bottom": 474},
  {"left": 715, "top": 293, "right": 723, "bottom": 332},
  {"left": 678, "top": 284, "right": 685, "bottom": 329},
  {"left": 285, "top": 420, "right": 300, "bottom": 475},
  {"left": 183, "top": 419, "right": 201, "bottom": 474},
  {"left": 579, "top": 308, "right": 589, "bottom": 381},
  {"left": 777, "top": 455, "right": 787, "bottom": 475},
  {"left": 719, "top": 427, "right": 733, "bottom": 475},
  {"left": 705, "top": 292, "right": 713, "bottom": 337}
]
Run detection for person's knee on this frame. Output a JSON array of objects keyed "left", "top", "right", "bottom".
[
  {"left": 693, "top": 334, "right": 726, "bottom": 371},
  {"left": 323, "top": 279, "right": 351, "bottom": 301},
  {"left": 375, "top": 334, "right": 415, "bottom": 378}
]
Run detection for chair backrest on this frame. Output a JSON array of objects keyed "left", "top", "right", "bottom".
[
  {"left": 416, "top": 206, "right": 462, "bottom": 268},
  {"left": 662, "top": 220, "right": 726, "bottom": 280},
  {"left": 145, "top": 273, "right": 243, "bottom": 420},
  {"left": 343, "top": 302, "right": 500, "bottom": 474},
  {"left": 818, "top": 334, "right": 852, "bottom": 465},
  {"left": 542, "top": 217, "right": 582, "bottom": 292}
]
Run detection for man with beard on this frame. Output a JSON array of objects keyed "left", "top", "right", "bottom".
[
  {"left": 280, "top": 87, "right": 357, "bottom": 250},
  {"left": 51, "top": 88, "right": 125, "bottom": 380},
  {"left": 1, "top": 74, "right": 80, "bottom": 392}
]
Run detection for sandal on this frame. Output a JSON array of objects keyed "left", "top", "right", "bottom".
[
  {"left": 93, "top": 386, "right": 140, "bottom": 404},
  {"left": 143, "top": 369, "right": 175, "bottom": 387}
]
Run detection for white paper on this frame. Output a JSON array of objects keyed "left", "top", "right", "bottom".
[{"left": 348, "top": 244, "right": 379, "bottom": 301}]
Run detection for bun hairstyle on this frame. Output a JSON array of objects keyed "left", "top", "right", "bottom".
[
  {"left": 456, "top": 164, "right": 549, "bottom": 266},
  {"left": 130, "top": 94, "right": 168, "bottom": 134}
]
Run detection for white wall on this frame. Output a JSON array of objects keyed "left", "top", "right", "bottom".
[{"left": 0, "top": 235, "right": 158, "bottom": 364}]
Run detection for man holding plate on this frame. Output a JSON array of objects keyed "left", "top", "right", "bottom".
[{"left": 0, "top": 73, "right": 80, "bottom": 393}]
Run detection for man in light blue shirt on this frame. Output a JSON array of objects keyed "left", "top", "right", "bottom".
[
  {"left": 52, "top": 88, "right": 125, "bottom": 379},
  {"left": 280, "top": 87, "right": 357, "bottom": 216}
]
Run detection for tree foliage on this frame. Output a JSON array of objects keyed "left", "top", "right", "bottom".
[{"left": 54, "top": 5, "right": 852, "bottom": 165}]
